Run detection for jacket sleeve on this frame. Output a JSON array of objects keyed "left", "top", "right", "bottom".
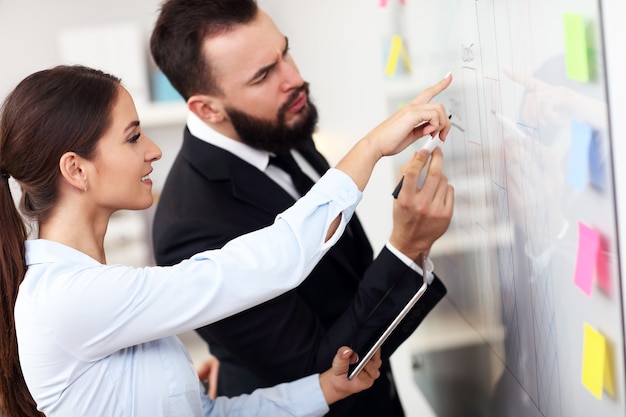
[{"left": 314, "top": 247, "right": 447, "bottom": 367}]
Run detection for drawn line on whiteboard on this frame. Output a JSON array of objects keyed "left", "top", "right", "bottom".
[{"left": 451, "top": 122, "right": 465, "bottom": 132}]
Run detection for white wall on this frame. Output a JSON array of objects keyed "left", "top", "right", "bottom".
[
  {"left": 0, "top": 0, "right": 405, "bottom": 253},
  {"left": 0, "top": 1, "right": 435, "bottom": 416}
]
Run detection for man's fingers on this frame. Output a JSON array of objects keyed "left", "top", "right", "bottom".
[{"left": 397, "top": 150, "right": 432, "bottom": 198}]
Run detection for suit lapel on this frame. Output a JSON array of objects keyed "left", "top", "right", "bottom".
[
  {"left": 181, "top": 129, "right": 294, "bottom": 216},
  {"left": 296, "top": 138, "right": 374, "bottom": 279}
]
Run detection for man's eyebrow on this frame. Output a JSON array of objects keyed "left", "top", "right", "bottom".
[{"left": 247, "top": 36, "right": 290, "bottom": 84}]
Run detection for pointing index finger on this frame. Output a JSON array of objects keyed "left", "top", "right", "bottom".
[{"left": 412, "top": 72, "right": 453, "bottom": 105}]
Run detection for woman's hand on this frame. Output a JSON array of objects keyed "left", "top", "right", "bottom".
[
  {"left": 197, "top": 354, "right": 220, "bottom": 399},
  {"left": 318, "top": 347, "right": 382, "bottom": 405},
  {"left": 335, "top": 73, "right": 452, "bottom": 191},
  {"left": 367, "top": 72, "right": 453, "bottom": 158}
]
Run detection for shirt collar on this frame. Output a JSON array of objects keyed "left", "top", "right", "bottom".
[
  {"left": 25, "top": 239, "right": 101, "bottom": 267},
  {"left": 186, "top": 112, "right": 272, "bottom": 172}
]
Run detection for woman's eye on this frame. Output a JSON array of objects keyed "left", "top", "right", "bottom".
[{"left": 128, "top": 133, "right": 141, "bottom": 143}]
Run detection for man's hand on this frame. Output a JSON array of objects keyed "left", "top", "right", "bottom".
[{"left": 389, "top": 148, "right": 455, "bottom": 261}]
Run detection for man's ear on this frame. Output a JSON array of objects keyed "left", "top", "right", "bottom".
[
  {"left": 59, "top": 152, "right": 88, "bottom": 192},
  {"left": 188, "top": 94, "right": 226, "bottom": 124}
]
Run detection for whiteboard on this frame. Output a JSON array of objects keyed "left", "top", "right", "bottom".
[{"left": 383, "top": 1, "right": 625, "bottom": 416}]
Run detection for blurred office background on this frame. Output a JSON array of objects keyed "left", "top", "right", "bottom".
[{"left": 0, "top": 1, "right": 455, "bottom": 416}]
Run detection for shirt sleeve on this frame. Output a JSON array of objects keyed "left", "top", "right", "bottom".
[
  {"left": 202, "top": 374, "right": 328, "bottom": 417},
  {"left": 36, "top": 169, "right": 361, "bottom": 361},
  {"left": 384, "top": 241, "right": 435, "bottom": 284}
]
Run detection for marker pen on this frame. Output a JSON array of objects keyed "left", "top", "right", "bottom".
[{"left": 392, "top": 115, "right": 451, "bottom": 198}]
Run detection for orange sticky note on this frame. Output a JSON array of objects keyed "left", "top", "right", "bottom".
[
  {"left": 384, "top": 35, "right": 412, "bottom": 77},
  {"left": 574, "top": 222, "right": 600, "bottom": 295},
  {"left": 581, "top": 323, "right": 605, "bottom": 399}
]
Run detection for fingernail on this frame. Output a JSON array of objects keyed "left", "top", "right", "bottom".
[
  {"left": 443, "top": 71, "right": 452, "bottom": 79},
  {"left": 342, "top": 349, "right": 351, "bottom": 357},
  {"left": 419, "top": 149, "right": 430, "bottom": 158}
]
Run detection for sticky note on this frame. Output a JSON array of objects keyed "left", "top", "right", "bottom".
[
  {"left": 581, "top": 323, "right": 606, "bottom": 399},
  {"left": 589, "top": 130, "right": 604, "bottom": 190},
  {"left": 604, "top": 339, "right": 616, "bottom": 397},
  {"left": 596, "top": 239, "right": 612, "bottom": 294},
  {"left": 384, "top": 35, "right": 412, "bottom": 77},
  {"left": 563, "top": 13, "right": 590, "bottom": 82},
  {"left": 567, "top": 119, "right": 594, "bottom": 191},
  {"left": 379, "top": 0, "right": 406, "bottom": 7},
  {"left": 574, "top": 222, "right": 600, "bottom": 296}
]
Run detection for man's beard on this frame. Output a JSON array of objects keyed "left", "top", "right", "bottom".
[{"left": 225, "top": 83, "right": 319, "bottom": 154}]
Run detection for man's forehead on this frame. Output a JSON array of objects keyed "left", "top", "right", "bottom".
[{"left": 202, "top": 12, "right": 285, "bottom": 84}]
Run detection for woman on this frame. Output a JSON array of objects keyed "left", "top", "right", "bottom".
[{"left": 0, "top": 65, "right": 451, "bottom": 416}]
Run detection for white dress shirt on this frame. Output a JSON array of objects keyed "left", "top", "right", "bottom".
[{"left": 16, "top": 169, "right": 360, "bottom": 417}]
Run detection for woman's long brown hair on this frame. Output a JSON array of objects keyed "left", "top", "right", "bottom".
[{"left": 0, "top": 65, "right": 120, "bottom": 416}]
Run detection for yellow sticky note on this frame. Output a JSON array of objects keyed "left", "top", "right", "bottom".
[
  {"left": 581, "top": 322, "right": 605, "bottom": 399},
  {"left": 604, "top": 340, "right": 616, "bottom": 397},
  {"left": 384, "top": 35, "right": 412, "bottom": 77},
  {"left": 563, "top": 13, "right": 590, "bottom": 82}
]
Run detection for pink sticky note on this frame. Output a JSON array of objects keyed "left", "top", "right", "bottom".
[
  {"left": 574, "top": 222, "right": 601, "bottom": 296},
  {"left": 596, "top": 237, "right": 612, "bottom": 294},
  {"left": 380, "top": 0, "right": 405, "bottom": 7}
]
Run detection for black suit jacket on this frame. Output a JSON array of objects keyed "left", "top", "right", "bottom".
[{"left": 152, "top": 129, "right": 447, "bottom": 417}]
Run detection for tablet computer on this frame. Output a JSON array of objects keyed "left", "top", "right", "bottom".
[{"left": 347, "top": 280, "right": 429, "bottom": 380}]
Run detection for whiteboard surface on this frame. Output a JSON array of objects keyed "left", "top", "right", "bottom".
[{"left": 386, "top": 0, "right": 625, "bottom": 416}]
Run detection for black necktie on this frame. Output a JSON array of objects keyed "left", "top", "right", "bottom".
[{"left": 269, "top": 152, "right": 315, "bottom": 197}]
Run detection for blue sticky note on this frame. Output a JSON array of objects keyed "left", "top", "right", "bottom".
[
  {"left": 589, "top": 131, "right": 604, "bottom": 190},
  {"left": 567, "top": 119, "right": 594, "bottom": 191}
]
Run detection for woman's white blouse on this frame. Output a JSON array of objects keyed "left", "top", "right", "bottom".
[{"left": 15, "top": 169, "right": 360, "bottom": 417}]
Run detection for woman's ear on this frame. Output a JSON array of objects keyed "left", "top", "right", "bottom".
[
  {"left": 187, "top": 94, "right": 226, "bottom": 124},
  {"left": 59, "top": 152, "right": 88, "bottom": 192}
]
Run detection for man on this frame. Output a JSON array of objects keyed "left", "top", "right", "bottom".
[{"left": 150, "top": 1, "right": 453, "bottom": 415}]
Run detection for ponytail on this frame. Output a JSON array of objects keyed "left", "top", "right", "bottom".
[
  {"left": 0, "top": 175, "right": 43, "bottom": 416},
  {"left": 0, "top": 64, "right": 120, "bottom": 416}
]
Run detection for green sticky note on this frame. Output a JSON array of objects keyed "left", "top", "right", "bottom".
[{"left": 563, "top": 13, "right": 590, "bottom": 82}]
